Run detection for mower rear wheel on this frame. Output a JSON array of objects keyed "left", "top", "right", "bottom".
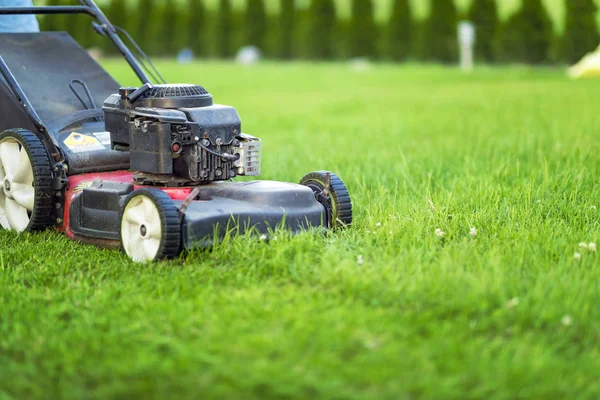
[
  {"left": 0, "top": 129, "right": 54, "bottom": 233},
  {"left": 119, "top": 188, "right": 181, "bottom": 262},
  {"left": 300, "top": 171, "right": 352, "bottom": 229}
]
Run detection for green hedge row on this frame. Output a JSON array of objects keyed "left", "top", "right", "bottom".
[{"left": 39, "top": 0, "right": 599, "bottom": 64}]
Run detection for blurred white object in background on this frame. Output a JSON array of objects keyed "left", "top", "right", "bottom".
[
  {"left": 236, "top": 46, "right": 261, "bottom": 65},
  {"left": 349, "top": 58, "right": 372, "bottom": 72},
  {"left": 458, "top": 21, "right": 475, "bottom": 73},
  {"left": 177, "top": 48, "right": 194, "bottom": 64},
  {"left": 568, "top": 44, "right": 600, "bottom": 79}
]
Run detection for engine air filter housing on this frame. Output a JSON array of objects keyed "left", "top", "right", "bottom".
[{"left": 137, "top": 84, "right": 213, "bottom": 108}]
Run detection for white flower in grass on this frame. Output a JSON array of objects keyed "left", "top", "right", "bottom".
[
  {"left": 389, "top": 231, "right": 393, "bottom": 235},
  {"left": 357, "top": 255, "right": 364, "bottom": 265},
  {"left": 592, "top": 206, "right": 597, "bottom": 210},
  {"left": 469, "top": 227, "right": 478, "bottom": 237},
  {"left": 589, "top": 242, "right": 596, "bottom": 252},
  {"left": 561, "top": 315, "right": 573, "bottom": 326},
  {"left": 579, "top": 242, "right": 588, "bottom": 250},
  {"left": 375, "top": 222, "right": 381, "bottom": 227},
  {"left": 259, "top": 234, "right": 267, "bottom": 241},
  {"left": 506, "top": 297, "right": 519, "bottom": 308},
  {"left": 435, "top": 228, "right": 445, "bottom": 238},
  {"left": 574, "top": 252, "right": 582, "bottom": 261}
]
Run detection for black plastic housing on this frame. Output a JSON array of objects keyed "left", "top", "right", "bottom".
[
  {"left": 70, "top": 181, "right": 134, "bottom": 240},
  {"left": 129, "top": 121, "right": 173, "bottom": 174}
]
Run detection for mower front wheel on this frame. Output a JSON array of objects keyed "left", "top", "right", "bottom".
[
  {"left": 300, "top": 171, "right": 352, "bottom": 229},
  {"left": 119, "top": 188, "right": 182, "bottom": 262}
]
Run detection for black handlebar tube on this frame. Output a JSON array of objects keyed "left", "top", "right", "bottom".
[{"left": 0, "top": 3, "right": 152, "bottom": 84}]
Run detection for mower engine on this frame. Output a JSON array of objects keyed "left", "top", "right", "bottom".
[{"left": 103, "top": 84, "right": 261, "bottom": 186}]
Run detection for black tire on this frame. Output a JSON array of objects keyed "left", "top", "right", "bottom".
[
  {"left": 119, "top": 188, "right": 182, "bottom": 262},
  {"left": 0, "top": 129, "right": 54, "bottom": 232},
  {"left": 300, "top": 171, "right": 352, "bottom": 229}
]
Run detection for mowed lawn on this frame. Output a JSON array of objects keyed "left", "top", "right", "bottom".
[{"left": 2, "top": 61, "right": 600, "bottom": 399}]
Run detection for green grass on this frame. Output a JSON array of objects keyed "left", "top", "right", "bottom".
[{"left": 3, "top": 61, "right": 600, "bottom": 399}]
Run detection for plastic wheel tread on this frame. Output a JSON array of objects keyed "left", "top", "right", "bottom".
[
  {"left": 300, "top": 170, "right": 352, "bottom": 229},
  {"left": 0, "top": 129, "right": 54, "bottom": 232}
]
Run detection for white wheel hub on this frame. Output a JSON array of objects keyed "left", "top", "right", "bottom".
[
  {"left": 0, "top": 138, "right": 35, "bottom": 233},
  {"left": 121, "top": 195, "right": 163, "bottom": 262}
]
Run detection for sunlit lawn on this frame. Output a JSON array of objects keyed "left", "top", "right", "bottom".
[{"left": 2, "top": 60, "right": 600, "bottom": 399}]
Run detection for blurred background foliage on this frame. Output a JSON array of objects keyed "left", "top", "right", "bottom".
[{"left": 38, "top": 0, "right": 600, "bottom": 64}]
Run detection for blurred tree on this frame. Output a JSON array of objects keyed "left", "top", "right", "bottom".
[
  {"left": 521, "top": 0, "right": 552, "bottom": 63},
  {"left": 422, "top": 0, "right": 457, "bottom": 62},
  {"left": 561, "top": 0, "right": 599, "bottom": 64},
  {"left": 188, "top": 0, "right": 207, "bottom": 57},
  {"left": 387, "top": 0, "right": 411, "bottom": 61},
  {"left": 507, "top": 0, "right": 552, "bottom": 63},
  {"left": 135, "top": 0, "right": 155, "bottom": 54},
  {"left": 246, "top": 0, "right": 267, "bottom": 50},
  {"left": 279, "top": 0, "right": 295, "bottom": 59},
  {"left": 39, "top": 0, "right": 61, "bottom": 32},
  {"left": 104, "top": 0, "right": 128, "bottom": 54},
  {"left": 106, "top": 0, "right": 127, "bottom": 31},
  {"left": 468, "top": 0, "right": 498, "bottom": 62},
  {"left": 217, "top": 0, "right": 234, "bottom": 57},
  {"left": 493, "top": 12, "right": 527, "bottom": 62},
  {"left": 157, "top": 2, "right": 181, "bottom": 55},
  {"left": 308, "top": 0, "right": 336, "bottom": 59},
  {"left": 411, "top": 19, "right": 427, "bottom": 60},
  {"left": 70, "top": 11, "right": 94, "bottom": 49},
  {"left": 349, "top": 0, "right": 377, "bottom": 58}
]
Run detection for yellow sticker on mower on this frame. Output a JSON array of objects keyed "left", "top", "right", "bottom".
[
  {"left": 73, "top": 181, "right": 94, "bottom": 193},
  {"left": 64, "top": 132, "right": 105, "bottom": 153}
]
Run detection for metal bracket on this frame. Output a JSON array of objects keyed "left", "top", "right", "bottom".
[
  {"left": 52, "top": 163, "right": 70, "bottom": 191},
  {"left": 179, "top": 187, "right": 201, "bottom": 216}
]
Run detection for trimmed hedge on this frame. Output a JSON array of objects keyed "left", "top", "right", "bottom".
[
  {"left": 188, "top": 0, "right": 207, "bottom": 57},
  {"left": 35, "top": 0, "right": 595, "bottom": 64},
  {"left": 216, "top": 0, "right": 234, "bottom": 57},
  {"left": 279, "top": 0, "right": 295, "bottom": 59},
  {"left": 422, "top": 0, "right": 457, "bottom": 63},
  {"left": 308, "top": 0, "right": 336, "bottom": 59},
  {"left": 494, "top": 0, "right": 553, "bottom": 64},
  {"left": 562, "top": 0, "right": 599, "bottom": 64},
  {"left": 246, "top": 0, "right": 267, "bottom": 49},
  {"left": 134, "top": 0, "right": 155, "bottom": 54},
  {"left": 387, "top": 0, "right": 411, "bottom": 61},
  {"left": 469, "top": 0, "right": 499, "bottom": 62},
  {"left": 349, "top": 0, "right": 377, "bottom": 58}
]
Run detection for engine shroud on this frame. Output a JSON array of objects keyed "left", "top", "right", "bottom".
[{"left": 103, "top": 84, "right": 261, "bottom": 186}]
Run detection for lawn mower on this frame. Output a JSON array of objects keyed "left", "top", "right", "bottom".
[{"left": 0, "top": 0, "right": 352, "bottom": 262}]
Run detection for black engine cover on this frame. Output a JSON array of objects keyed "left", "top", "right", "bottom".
[
  {"left": 103, "top": 84, "right": 243, "bottom": 185},
  {"left": 136, "top": 84, "right": 213, "bottom": 109}
]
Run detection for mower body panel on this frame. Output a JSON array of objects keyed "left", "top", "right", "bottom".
[
  {"left": 180, "top": 181, "right": 325, "bottom": 249},
  {"left": 63, "top": 171, "right": 326, "bottom": 249}
]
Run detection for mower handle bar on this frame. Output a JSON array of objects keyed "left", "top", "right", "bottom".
[{"left": 0, "top": 0, "right": 152, "bottom": 84}]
